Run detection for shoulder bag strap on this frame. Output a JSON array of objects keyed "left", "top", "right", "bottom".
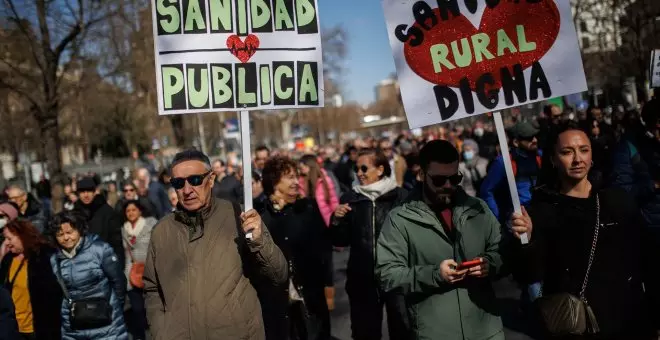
[
  {"left": 6, "top": 258, "right": 26, "bottom": 288},
  {"left": 55, "top": 258, "right": 72, "bottom": 303},
  {"left": 123, "top": 238, "right": 137, "bottom": 263},
  {"left": 579, "top": 194, "right": 600, "bottom": 303}
]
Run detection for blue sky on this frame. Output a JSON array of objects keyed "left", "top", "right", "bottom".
[{"left": 318, "top": 0, "right": 395, "bottom": 105}]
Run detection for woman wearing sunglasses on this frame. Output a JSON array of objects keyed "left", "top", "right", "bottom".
[
  {"left": 257, "top": 156, "right": 332, "bottom": 340},
  {"left": 330, "top": 148, "right": 409, "bottom": 340},
  {"left": 510, "top": 125, "right": 660, "bottom": 339}
]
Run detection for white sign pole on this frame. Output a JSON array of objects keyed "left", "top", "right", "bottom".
[
  {"left": 493, "top": 112, "right": 529, "bottom": 244},
  {"left": 239, "top": 110, "right": 253, "bottom": 212}
]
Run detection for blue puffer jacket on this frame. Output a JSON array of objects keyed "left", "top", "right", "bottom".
[{"left": 51, "top": 234, "right": 128, "bottom": 340}]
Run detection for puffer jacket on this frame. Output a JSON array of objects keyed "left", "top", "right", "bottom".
[
  {"left": 330, "top": 187, "right": 407, "bottom": 294},
  {"left": 51, "top": 234, "right": 128, "bottom": 340}
]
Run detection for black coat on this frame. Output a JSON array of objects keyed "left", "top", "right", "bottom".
[
  {"left": 0, "top": 287, "right": 19, "bottom": 339},
  {"left": 114, "top": 196, "right": 157, "bottom": 220},
  {"left": 75, "top": 195, "right": 125, "bottom": 271},
  {"left": 0, "top": 246, "right": 62, "bottom": 339},
  {"left": 512, "top": 187, "right": 660, "bottom": 339},
  {"left": 257, "top": 198, "right": 332, "bottom": 340},
  {"left": 330, "top": 187, "right": 407, "bottom": 294}
]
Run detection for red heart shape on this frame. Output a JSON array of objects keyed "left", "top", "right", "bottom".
[
  {"left": 404, "top": 0, "right": 559, "bottom": 91},
  {"left": 226, "top": 34, "right": 260, "bottom": 63}
]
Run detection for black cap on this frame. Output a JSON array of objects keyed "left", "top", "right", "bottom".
[
  {"left": 511, "top": 122, "right": 539, "bottom": 140},
  {"left": 170, "top": 149, "right": 211, "bottom": 171},
  {"left": 77, "top": 177, "right": 97, "bottom": 192}
]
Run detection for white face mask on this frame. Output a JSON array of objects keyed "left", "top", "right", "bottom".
[
  {"left": 0, "top": 218, "right": 7, "bottom": 229},
  {"left": 474, "top": 128, "right": 485, "bottom": 137}
]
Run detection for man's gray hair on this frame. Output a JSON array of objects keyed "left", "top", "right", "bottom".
[{"left": 169, "top": 149, "right": 212, "bottom": 173}]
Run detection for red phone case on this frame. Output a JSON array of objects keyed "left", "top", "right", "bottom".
[{"left": 457, "top": 259, "right": 482, "bottom": 270}]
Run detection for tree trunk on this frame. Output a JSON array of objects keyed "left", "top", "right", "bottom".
[
  {"left": 169, "top": 115, "right": 186, "bottom": 147},
  {"left": 41, "top": 114, "right": 63, "bottom": 176}
]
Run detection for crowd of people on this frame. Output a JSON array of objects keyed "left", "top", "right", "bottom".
[{"left": 0, "top": 98, "right": 657, "bottom": 340}]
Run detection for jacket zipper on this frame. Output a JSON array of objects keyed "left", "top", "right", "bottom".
[{"left": 372, "top": 201, "right": 376, "bottom": 263}]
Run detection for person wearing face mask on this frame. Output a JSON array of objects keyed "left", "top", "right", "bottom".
[
  {"left": 480, "top": 122, "right": 542, "bottom": 224},
  {"left": 330, "top": 149, "right": 409, "bottom": 340},
  {"left": 376, "top": 140, "right": 504, "bottom": 340},
  {"left": 257, "top": 156, "right": 332, "bottom": 340},
  {"left": 509, "top": 126, "right": 660, "bottom": 339},
  {"left": 458, "top": 139, "right": 489, "bottom": 197},
  {"left": 472, "top": 121, "right": 498, "bottom": 161}
]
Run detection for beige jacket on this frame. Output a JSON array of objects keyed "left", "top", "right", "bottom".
[{"left": 143, "top": 197, "right": 287, "bottom": 340}]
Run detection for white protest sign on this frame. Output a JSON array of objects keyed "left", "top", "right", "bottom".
[
  {"left": 652, "top": 50, "right": 660, "bottom": 88},
  {"left": 152, "top": 0, "right": 324, "bottom": 115},
  {"left": 382, "top": 0, "right": 587, "bottom": 128}
]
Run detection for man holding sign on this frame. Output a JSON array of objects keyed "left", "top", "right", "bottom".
[{"left": 376, "top": 140, "right": 507, "bottom": 340}]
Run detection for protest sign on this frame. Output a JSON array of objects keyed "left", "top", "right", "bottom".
[
  {"left": 382, "top": 0, "right": 587, "bottom": 128},
  {"left": 152, "top": 0, "right": 324, "bottom": 115},
  {"left": 652, "top": 50, "right": 660, "bottom": 88}
]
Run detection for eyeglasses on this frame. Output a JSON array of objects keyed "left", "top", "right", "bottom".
[
  {"left": 519, "top": 135, "right": 537, "bottom": 142},
  {"left": 124, "top": 188, "right": 135, "bottom": 193},
  {"left": 171, "top": 171, "right": 211, "bottom": 190},
  {"left": 353, "top": 165, "right": 369, "bottom": 174},
  {"left": 427, "top": 172, "right": 463, "bottom": 187}
]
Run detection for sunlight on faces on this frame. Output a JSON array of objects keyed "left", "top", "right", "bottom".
[
  {"left": 275, "top": 168, "right": 299, "bottom": 200},
  {"left": 125, "top": 203, "right": 142, "bottom": 224},
  {"left": 553, "top": 130, "right": 592, "bottom": 182},
  {"left": 123, "top": 185, "right": 138, "bottom": 200},
  {"left": 355, "top": 155, "right": 383, "bottom": 186},
  {"left": 379, "top": 140, "right": 393, "bottom": 159},
  {"left": 172, "top": 160, "right": 215, "bottom": 212},
  {"left": 423, "top": 161, "right": 459, "bottom": 206},
  {"left": 212, "top": 161, "right": 225, "bottom": 177},
  {"left": 6, "top": 188, "right": 27, "bottom": 210},
  {"left": 2, "top": 228, "right": 23, "bottom": 254},
  {"left": 55, "top": 222, "right": 81, "bottom": 252},
  {"left": 255, "top": 150, "right": 269, "bottom": 170},
  {"left": 168, "top": 189, "right": 179, "bottom": 208}
]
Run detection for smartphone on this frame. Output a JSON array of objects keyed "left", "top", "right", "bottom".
[{"left": 456, "top": 258, "right": 483, "bottom": 271}]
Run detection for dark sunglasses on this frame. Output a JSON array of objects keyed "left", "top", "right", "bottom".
[
  {"left": 123, "top": 188, "right": 135, "bottom": 192},
  {"left": 171, "top": 171, "right": 211, "bottom": 190},
  {"left": 427, "top": 172, "right": 463, "bottom": 187},
  {"left": 353, "top": 165, "right": 369, "bottom": 174}
]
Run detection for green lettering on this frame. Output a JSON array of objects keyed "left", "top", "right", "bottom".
[
  {"left": 237, "top": 0, "right": 247, "bottom": 35},
  {"left": 517, "top": 25, "right": 536, "bottom": 52},
  {"left": 237, "top": 67, "right": 256, "bottom": 105},
  {"left": 162, "top": 67, "right": 184, "bottom": 109},
  {"left": 260, "top": 66, "right": 272, "bottom": 104},
  {"left": 211, "top": 66, "right": 232, "bottom": 105},
  {"left": 296, "top": 0, "right": 315, "bottom": 27},
  {"left": 274, "top": 65, "right": 293, "bottom": 99},
  {"left": 251, "top": 0, "right": 271, "bottom": 29},
  {"left": 298, "top": 64, "right": 317, "bottom": 103},
  {"left": 184, "top": 0, "right": 206, "bottom": 32},
  {"left": 497, "top": 29, "right": 518, "bottom": 56},
  {"left": 274, "top": 0, "right": 293, "bottom": 30},
  {"left": 209, "top": 0, "right": 231, "bottom": 32},
  {"left": 187, "top": 67, "right": 209, "bottom": 108},
  {"left": 450, "top": 38, "right": 472, "bottom": 68},
  {"left": 430, "top": 44, "right": 455, "bottom": 73},
  {"left": 157, "top": 0, "right": 180, "bottom": 34},
  {"left": 471, "top": 33, "right": 495, "bottom": 63}
]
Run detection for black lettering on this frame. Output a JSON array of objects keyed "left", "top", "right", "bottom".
[
  {"left": 458, "top": 77, "right": 475, "bottom": 114},
  {"left": 501, "top": 64, "right": 527, "bottom": 105},
  {"left": 433, "top": 85, "right": 459, "bottom": 121},
  {"left": 413, "top": 1, "right": 437, "bottom": 30},
  {"left": 485, "top": 0, "right": 500, "bottom": 8},
  {"left": 476, "top": 73, "right": 499, "bottom": 109},
  {"left": 395, "top": 24, "right": 424, "bottom": 47},
  {"left": 529, "top": 61, "right": 552, "bottom": 100},
  {"left": 436, "top": 0, "right": 460, "bottom": 20},
  {"left": 464, "top": 0, "right": 478, "bottom": 13}
]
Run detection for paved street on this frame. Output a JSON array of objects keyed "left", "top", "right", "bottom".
[{"left": 329, "top": 249, "right": 536, "bottom": 340}]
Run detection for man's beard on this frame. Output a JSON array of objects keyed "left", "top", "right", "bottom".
[{"left": 423, "top": 182, "right": 454, "bottom": 208}]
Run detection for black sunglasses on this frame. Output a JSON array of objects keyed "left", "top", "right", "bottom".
[
  {"left": 427, "top": 172, "right": 463, "bottom": 187},
  {"left": 353, "top": 165, "right": 369, "bottom": 174},
  {"left": 171, "top": 171, "right": 211, "bottom": 190}
]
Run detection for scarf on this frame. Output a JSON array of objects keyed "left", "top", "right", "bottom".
[
  {"left": 353, "top": 176, "right": 398, "bottom": 202},
  {"left": 62, "top": 237, "right": 83, "bottom": 259},
  {"left": 124, "top": 217, "right": 146, "bottom": 245}
]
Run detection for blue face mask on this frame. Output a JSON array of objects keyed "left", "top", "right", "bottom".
[{"left": 463, "top": 151, "right": 475, "bottom": 161}]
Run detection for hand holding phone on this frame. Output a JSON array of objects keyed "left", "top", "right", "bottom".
[
  {"left": 460, "top": 258, "right": 489, "bottom": 278},
  {"left": 456, "top": 258, "right": 483, "bottom": 271}
]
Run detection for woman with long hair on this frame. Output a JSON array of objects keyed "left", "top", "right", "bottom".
[
  {"left": 330, "top": 148, "right": 409, "bottom": 340},
  {"left": 47, "top": 211, "right": 128, "bottom": 339},
  {"left": 298, "top": 154, "right": 339, "bottom": 227},
  {"left": 0, "top": 220, "right": 61, "bottom": 340},
  {"left": 257, "top": 156, "right": 332, "bottom": 340},
  {"left": 510, "top": 125, "right": 660, "bottom": 339}
]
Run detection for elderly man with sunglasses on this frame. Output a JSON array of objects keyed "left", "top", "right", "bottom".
[
  {"left": 376, "top": 140, "right": 504, "bottom": 340},
  {"left": 143, "top": 149, "right": 287, "bottom": 340}
]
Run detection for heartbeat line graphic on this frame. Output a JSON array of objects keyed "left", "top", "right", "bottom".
[{"left": 159, "top": 47, "right": 316, "bottom": 56}]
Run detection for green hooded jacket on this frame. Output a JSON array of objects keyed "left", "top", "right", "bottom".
[{"left": 376, "top": 188, "right": 504, "bottom": 340}]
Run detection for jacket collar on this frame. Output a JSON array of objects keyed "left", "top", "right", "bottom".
[{"left": 173, "top": 196, "right": 217, "bottom": 242}]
